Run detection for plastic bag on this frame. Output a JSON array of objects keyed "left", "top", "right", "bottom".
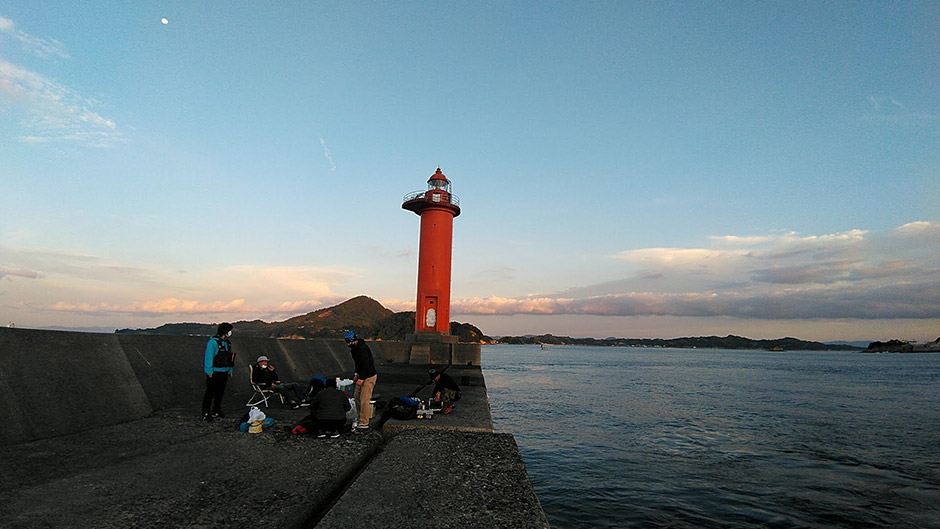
[
  {"left": 346, "top": 398, "right": 358, "bottom": 421},
  {"left": 247, "top": 406, "right": 266, "bottom": 423}
]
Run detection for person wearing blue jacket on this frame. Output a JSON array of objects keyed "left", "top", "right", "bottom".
[{"left": 202, "top": 322, "right": 235, "bottom": 421}]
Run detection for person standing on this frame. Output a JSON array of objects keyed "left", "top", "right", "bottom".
[
  {"left": 202, "top": 322, "right": 235, "bottom": 421},
  {"left": 344, "top": 331, "right": 377, "bottom": 430}
]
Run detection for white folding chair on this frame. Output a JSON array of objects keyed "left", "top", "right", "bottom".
[{"left": 245, "top": 364, "right": 285, "bottom": 408}]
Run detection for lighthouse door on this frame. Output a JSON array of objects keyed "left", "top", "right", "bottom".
[{"left": 424, "top": 297, "right": 438, "bottom": 329}]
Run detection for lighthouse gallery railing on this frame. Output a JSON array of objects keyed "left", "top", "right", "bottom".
[{"left": 402, "top": 190, "right": 460, "bottom": 207}]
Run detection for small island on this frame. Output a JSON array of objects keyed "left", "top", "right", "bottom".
[{"left": 862, "top": 338, "right": 940, "bottom": 353}]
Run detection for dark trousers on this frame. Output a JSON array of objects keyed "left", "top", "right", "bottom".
[
  {"left": 272, "top": 382, "right": 305, "bottom": 404},
  {"left": 317, "top": 418, "right": 345, "bottom": 434},
  {"left": 202, "top": 372, "right": 228, "bottom": 415}
]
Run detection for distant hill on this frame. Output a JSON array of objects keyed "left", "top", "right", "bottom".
[
  {"left": 826, "top": 340, "right": 872, "bottom": 349},
  {"left": 863, "top": 338, "right": 940, "bottom": 353},
  {"left": 496, "top": 333, "right": 863, "bottom": 351},
  {"left": 270, "top": 295, "right": 394, "bottom": 339},
  {"left": 115, "top": 296, "right": 491, "bottom": 343}
]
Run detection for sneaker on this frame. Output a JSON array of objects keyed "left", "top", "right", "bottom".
[
  {"left": 290, "top": 403, "right": 300, "bottom": 409},
  {"left": 212, "top": 411, "right": 224, "bottom": 418},
  {"left": 330, "top": 432, "right": 340, "bottom": 438},
  {"left": 355, "top": 423, "right": 370, "bottom": 430},
  {"left": 299, "top": 402, "right": 310, "bottom": 407},
  {"left": 202, "top": 414, "right": 213, "bottom": 422},
  {"left": 317, "top": 433, "right": 327, "bottom": 438}
]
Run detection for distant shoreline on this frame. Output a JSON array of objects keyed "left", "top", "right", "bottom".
[{"left": 493, "top": 334, "right": 863, "bottom": 351}]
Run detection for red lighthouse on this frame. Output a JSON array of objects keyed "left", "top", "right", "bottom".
[{"left": 402, "top": 168, "right": 461, "bottom": 336}]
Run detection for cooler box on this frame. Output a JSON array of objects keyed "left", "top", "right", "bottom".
[{"left": 337, "top": 379, "right": 355, "bottom": 397}]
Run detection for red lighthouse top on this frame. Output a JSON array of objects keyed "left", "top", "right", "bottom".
[
  {"left": 402, "top": 168, "right": 461, "bottom": 217},
  {"left": 428, "top": 167, "right": 450, "bottom": 189}
]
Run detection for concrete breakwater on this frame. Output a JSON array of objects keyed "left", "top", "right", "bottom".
[{"left": 0, "top": 327, "right": 550, "bottom": 528}]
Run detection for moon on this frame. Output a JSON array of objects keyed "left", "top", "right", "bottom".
[{"left": 161, "top": 18, "right": 168, "bottom": 25}]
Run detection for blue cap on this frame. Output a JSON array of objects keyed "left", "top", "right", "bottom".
[{"left": 343, "top": 331, "right": 356, "bottom": 342}]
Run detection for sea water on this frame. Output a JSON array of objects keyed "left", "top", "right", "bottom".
[{"left": 482, "top": 345, "right": 940, "bottom": 529}]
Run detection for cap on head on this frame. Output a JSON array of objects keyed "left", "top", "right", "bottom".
[
  {"left": 217, "top": 322, "right": 233, "bottom": 336},
  {"left": 343, "top": 331, "right": 357, "bottom": 343},
  {"left": 256, "top": 356, "right": 269, "bottom": 364},
  {"left": 428, "top": 369, "right": 439, "bottom": 380}
]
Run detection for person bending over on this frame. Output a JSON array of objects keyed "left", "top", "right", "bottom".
[{"left": 428, "top": 369, "right": 461, "bottom": 414}]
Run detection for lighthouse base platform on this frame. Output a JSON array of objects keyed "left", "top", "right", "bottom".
[{"left": 405, "top": 331, "right": 459, "bottom": 344}]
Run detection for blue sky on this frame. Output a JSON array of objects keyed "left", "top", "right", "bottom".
[{"left": 1, "top": 2, "right": 938, "bottom": 341}]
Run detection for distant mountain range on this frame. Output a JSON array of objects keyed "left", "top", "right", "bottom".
[
  {"left": 495, "top": 333, "right": 864, "bottom": 351},
  {"left": 115, "top": 295, "right": 490, "bottom": 343},
  {"left": 112, "top": 296, "right": 916, "bottom": 351}
]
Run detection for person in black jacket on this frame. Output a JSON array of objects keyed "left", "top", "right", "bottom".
[
  {"left": 309, "top": 377, "right": 352, "bottom": 438},
  {"left": 428, "top": 369, "right": 461, "bottom": 414},
  {"left": 344, "top": 331, "right": 377, "bottom": 430},
  {"left": 251, "top": 356, "right": 306, "bottom": 408}
]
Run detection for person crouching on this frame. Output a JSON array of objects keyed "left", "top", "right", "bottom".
[
  {"left": 309, "top": 377, "right": 351, "bottom": 438},
  {"left": 428, "top": 369, "right": 461, "bottom": 414}
]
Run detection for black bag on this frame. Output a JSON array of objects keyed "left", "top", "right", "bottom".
[
  {"left": 388, "top": 396, "right": 419, "bottom": 420},
  {"left": 211, "top": 338, "right": 235, "bottom": 368}
]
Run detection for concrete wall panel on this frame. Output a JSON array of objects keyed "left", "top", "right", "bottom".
[
  {"left": 116, "top": 334, "right": 226, "bottom": 411},
  {"left": 0, "top": 328, "right": 152, "bottom": 445}
]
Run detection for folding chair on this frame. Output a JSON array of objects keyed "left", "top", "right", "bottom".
[{"left": 245, "top": 364, "right": 285, "bottom": 408}]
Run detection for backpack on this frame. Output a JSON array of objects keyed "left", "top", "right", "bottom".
[
  {"left": 211, "top": 337, "right": 235, "bottom": 368},
  {"left": 388, "top": 396, "right": 420, "bottom": 420}
]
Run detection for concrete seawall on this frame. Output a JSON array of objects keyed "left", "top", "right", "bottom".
[{"left": 0, "top": 327, "right": 549, "bottom": 528}]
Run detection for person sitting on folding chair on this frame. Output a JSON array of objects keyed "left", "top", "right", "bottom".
[{"left": 251, "top": 356, "right": 306, "bottom": 409}]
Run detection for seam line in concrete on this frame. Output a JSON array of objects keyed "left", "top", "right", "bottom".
[{"left": 303, "top": 435, "right": 385, "bottom": 528}]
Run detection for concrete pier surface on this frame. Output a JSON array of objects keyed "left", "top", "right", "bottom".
[{"left": 0, "top": 328, "right": 549, "bottom": 528}]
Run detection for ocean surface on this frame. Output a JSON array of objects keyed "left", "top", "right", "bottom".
[{"left": 481, "top": 345, "right": 940, "bottom": 529}]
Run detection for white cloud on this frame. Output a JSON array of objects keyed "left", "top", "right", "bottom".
[
  {"left": 0, "top": 267, "right": 43, "bottom": 280},
  {"left": 864, "top": 96, "right": 939, "bottom": 123},
  {"left": 896, "top": 220, "right": 940, "bottom": 238},
  {"left": 319, "top": 137, "right": 336, "bottom": 171},
  {"left": 44, "top": 297, "right": 337, "bottom": 320},
  {"left": 452, "top": 222, "right": 940, "bottom": 321},
  {"left": 0, "top": 50, "right": 122, "bottom": 147},
  {"left": 0, "top": 16, "right": 69, "bottom": 59},
  {"left": 0, "top": 245, "right": 353, "bottom": 323}
]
